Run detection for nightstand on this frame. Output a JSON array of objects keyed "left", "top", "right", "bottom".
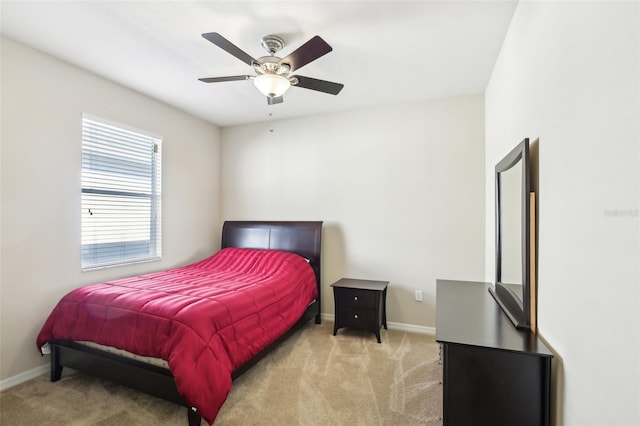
[{"left": 331, "top": 278, "right": 389, "bottom": 343}]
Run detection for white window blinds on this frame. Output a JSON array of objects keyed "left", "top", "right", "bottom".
[{"left": 81, "top": 114, "right": 162, "bottom": 270}]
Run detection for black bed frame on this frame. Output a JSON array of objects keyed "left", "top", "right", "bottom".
[{"left": 49, "top": 221, "right": 323, "bottom": 425}]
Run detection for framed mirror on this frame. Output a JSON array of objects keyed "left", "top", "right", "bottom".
[{"left": 489, "top": 138, "right": 534, "bottom": 330}]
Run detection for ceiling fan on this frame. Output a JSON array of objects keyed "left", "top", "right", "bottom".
[{"left": 199, "top": 32, "right": 344, "bottom": 105}]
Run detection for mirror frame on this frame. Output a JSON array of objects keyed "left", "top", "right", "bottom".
[{"left": 489, "top": 138, "right": 531, "bottom": 330}]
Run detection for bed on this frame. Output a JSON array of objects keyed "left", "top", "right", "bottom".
[{"left": 36, "top": 221, "right": 323, "bottom": 425}]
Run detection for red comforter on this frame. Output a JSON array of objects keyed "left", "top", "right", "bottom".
[{"left": 36, "top": 248, "right": 317, "bottom": 424}]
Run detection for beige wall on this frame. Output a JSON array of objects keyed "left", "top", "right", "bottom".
[
  {"left": 221, "top": 96, "right": 486, "bottom": 328},
  {"left": 485, "top": 2, "right": 639, "bottom": 424},
  {"left": 0, "top": 37, "right": 222, "bottom": 380}
]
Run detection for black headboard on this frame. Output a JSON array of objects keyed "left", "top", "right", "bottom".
[{"left": 221, "top": 221, "right": 322, "bottom": 289}]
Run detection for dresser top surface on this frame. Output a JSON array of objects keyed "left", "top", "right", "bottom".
[{"left": 436, "top": 280, "right": 553, "bottom": 357}]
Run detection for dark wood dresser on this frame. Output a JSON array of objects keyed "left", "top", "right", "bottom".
[
  {"left": 331, "top": 278, "right": 388, "bottom": 343},
  {"left": 436, "top": 279, "right": 553, "bottom": 426}
]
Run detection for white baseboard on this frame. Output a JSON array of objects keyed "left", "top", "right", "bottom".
[
  {"left": 387, "top": 321, "right": 436, "bottom": 335},
  {"left": 0, "top": 363, "right": 49, "bottom": 391},
  {"left": 320, "top": 313, "right": 436, "bottom": 335}
]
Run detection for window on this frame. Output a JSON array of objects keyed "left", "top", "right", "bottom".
[{"left": 81, "top": 114, "right": 162, "bottom": 270}]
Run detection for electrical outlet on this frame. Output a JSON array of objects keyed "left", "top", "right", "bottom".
[{"left": 415, "top": 290, "right": 423, "bottom": 302}]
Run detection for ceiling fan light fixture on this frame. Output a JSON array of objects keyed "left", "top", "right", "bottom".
[{"left": 254, "top": 74, "right": 291, "bottom": 98}]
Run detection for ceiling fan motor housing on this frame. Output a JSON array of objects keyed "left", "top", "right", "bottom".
[{"left": 255, "top": 56, "right": 290, "bottom": 76}]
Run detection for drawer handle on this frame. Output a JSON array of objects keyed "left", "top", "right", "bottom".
[
  {"left": 354, "top": 296, "right": 358, "bottom": 301},
  {"left": 354, "top": 314, "right": 358, "bottom": 319}
]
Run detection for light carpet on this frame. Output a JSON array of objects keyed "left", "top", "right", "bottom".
[{"left": 0, "top": 321, "right": 443, "bottom": 425}]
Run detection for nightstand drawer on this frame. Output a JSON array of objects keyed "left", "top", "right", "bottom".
[
  {"left": 334, "top": 288, "right": 376, "bottom": 308},
  {"left": 337, "top": 308, "right": 376, "bottom": 329}
]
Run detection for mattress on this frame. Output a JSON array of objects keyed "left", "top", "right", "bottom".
[{"left": 75, "top": 341, "right": 169, "bottom": 368}]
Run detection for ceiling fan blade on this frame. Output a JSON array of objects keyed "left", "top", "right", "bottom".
[
  {"left": 267, "top": 96, "right": 284, "bottom": 105},
  {"left": 280, "top": 36, "right": 332, "bottom": 72},
  {"left": 292, "top": 75, "right": 344, "bottom": 95},
  {"left": 202, "top": 32, "right": 257, "bottom": 66},
  {"left": 199, "top": 75, "right": 251, "bottom": 83}
]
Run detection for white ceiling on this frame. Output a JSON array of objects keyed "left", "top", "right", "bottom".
[{"left": 0, "top": 1, "right": 517, "bottom": 127}]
